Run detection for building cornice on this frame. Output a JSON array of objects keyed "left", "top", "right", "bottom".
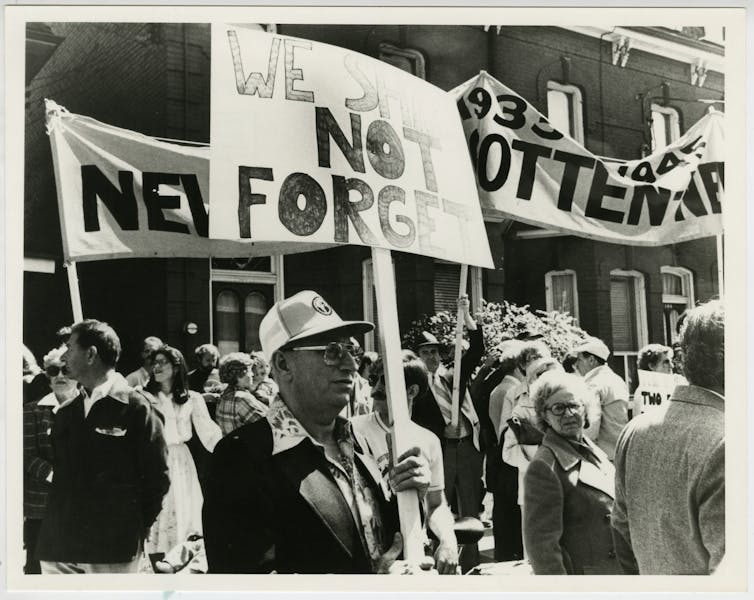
[{"left": 561, "top": 25, "right": 724, "bottom": 74}]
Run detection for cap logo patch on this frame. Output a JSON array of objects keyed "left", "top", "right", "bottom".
[{"left": 312, "top": 296, "right": 333, "bottom": 316}]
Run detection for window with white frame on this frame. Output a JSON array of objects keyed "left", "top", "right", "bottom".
[
  {"left": 650, "top": 104, "right": 680, "bottom": 152},
  {"left": 609, "top": 270, "right": 648, "bottom": 392},
  {"left": 546, "top": 81, "right": 584, "bottom": 144},
  {"left": 661, "top": 266, "right": 695, "bottom": 344},
  {"left": 545, "top": 269, "right": 579, "bottom": 324}
]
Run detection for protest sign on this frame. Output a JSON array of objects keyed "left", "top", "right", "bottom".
[
  {"left": 452, "top": 71, "right": 724, "bottom": 246},
  {"left": 46, "top": 101, "right": 334, "bottom": 261},
  {"left": 634, "top": 369, "right": 681, "bottom": 414},
  {"left": 209, "top": 26, "right": 493, "bottom": 269}
]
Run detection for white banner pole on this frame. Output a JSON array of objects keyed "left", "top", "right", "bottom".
[
  {"left": 65, "top": 261, "right": 84, "bottom": 322},
  {"left": 450, "top": 264, "right": 469, "bottom": 428},
  {"left": 371, "top": 246, "right": 424, "bottom": 563}
]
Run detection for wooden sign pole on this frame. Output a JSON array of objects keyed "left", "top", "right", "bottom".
[
  {"left": 371, "top": 246, "right": 424, "bottom": 563},
  {"left": 65, "top": 261, "right": 84, "bottom": 322},
  {"left": 450, "top": 264, "right": 469, "bottom": 428}
]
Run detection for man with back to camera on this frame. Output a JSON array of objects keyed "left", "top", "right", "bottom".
[
  {"left": 572, "top": 336, "right": 628, "bottom": 460},
  {"left": 203, "top": 291, "right": 435, "bottom": 574},
  {"left": 36, "top": 319, "right": 169, "bottom": 574},
  {"left": 611, "top": 300, "right": 725, "bottom": 574}
]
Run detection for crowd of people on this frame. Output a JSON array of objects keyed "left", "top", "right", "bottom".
[{"left": 22, "top": 290, "right": 725, "bottom": 576}]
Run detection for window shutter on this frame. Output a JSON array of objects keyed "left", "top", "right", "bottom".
[
  {"left": 434, "top": 262, "right": 462, "bottom": 313},
  {"left": 610, "top": 277, "right": 638, "bottom": 351}
]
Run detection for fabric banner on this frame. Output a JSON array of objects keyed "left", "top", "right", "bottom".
[
  {"left": 46, "top": 101, "right": 334, "bottom": 262},
  {"left": 209, "top": 27, "right": 493, "bottom": 269},
  {"left": 452, "top": 71, "right": 724, "bottom": 246}
]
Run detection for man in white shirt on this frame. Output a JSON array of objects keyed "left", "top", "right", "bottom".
[
  {"left": 573, "top": 337, "right": 629, "bottom": 460},
  {"left": 351, "top": 352, "right": 459, "bottom": 574},
  {"left": 125, "top": 336, "right": 163, "bottom": 388}
]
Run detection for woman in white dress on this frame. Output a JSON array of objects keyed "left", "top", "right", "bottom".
[{"left": 141, "top": 345, "right": 222, "bottom": 560}]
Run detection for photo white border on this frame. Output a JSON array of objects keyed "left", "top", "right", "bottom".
[{"left": 4, "top": 2, "right": 749, "bottom": 596}]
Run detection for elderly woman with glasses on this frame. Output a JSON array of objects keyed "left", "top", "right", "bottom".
[
  {"left": 23, "top": 346, "right": 80, "bottom": 573},
  {"left": 523, "top": 370, "right": 621, "bottom": 575},
  {"left": 215, "top": 352, "right": 269, "bottom": 436}
]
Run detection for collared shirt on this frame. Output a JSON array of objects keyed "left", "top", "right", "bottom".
[
  {"left": 266, "top": 396, "right": 386, "bottom": 572},
  {"left": 125, "top": 366, "right": 150, "bottom": 388},
  {"left": 82, "top": 370, "right": 119, "bottom": 418}
]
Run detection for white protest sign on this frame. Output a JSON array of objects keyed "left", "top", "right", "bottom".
[
  {"left": 634, "top": 369, "right": 680, "bottom": 414},
  {"left": 452, "top": 71, "right": 724, "bottom": 246},
  {"left": 46, "top": 101, "right": 334, "bottom": 261},
  {"left": 209, "top": 26, "right": 493, "bottom": 269}
]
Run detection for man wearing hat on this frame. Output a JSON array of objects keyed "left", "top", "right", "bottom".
[
  {"left": 202, "top": 290, "right": 433, "bottom": 574},
  {"left": 573, "top": 336, "right": 628, "bottom": 460},
  {"left": 413, "top": 296, "right": 484, "bottom": 530}
]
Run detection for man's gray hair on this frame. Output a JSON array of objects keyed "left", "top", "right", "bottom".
[{"left": 680, "top": 299, "right": 724, "bottom": 392}]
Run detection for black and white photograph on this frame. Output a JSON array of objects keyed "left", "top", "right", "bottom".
[{"left": 4, "top": 5, "right": 748, "bottom": 594}]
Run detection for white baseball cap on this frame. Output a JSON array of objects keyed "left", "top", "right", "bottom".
[
  {"left": 572, "top": 336, "right": 611, "bottom": 361},
  {"left": 259, "top": 290, "right": 374, "bottom": 359}
]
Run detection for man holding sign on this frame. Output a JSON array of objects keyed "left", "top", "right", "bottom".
[
  {"left": 203, "top": 291, "right": 433, "bottom": 574},
  {"left": 415, "top": 296, "right": 484, "bottom": 523}
]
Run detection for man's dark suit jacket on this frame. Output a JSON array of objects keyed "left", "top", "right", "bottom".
[
  {"left": 203, "top": 418, "right": 399, "bottom": 574},
  {"left": 36, "top": 378, "right": 169, "bottom": 564},
  {"left": 412, "top": 327, "right": 485, "bottom": 447}
]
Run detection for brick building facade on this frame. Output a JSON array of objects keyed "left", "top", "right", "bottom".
[{"left": 24, "top": 23, "right": 723, "bottom": 385}]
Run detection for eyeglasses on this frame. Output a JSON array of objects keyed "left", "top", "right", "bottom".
[
  {"left": 290, "top": 341, "right": 360, "bottom": 366},
  {"left": 46, "top": 365, "right": 70, "bottom": 377},
  {"left": 546, "top": 402, "right": 585, "bottom": 417},
  {"left": 152, "top": 357, "right": 171, "bottom": 368}
]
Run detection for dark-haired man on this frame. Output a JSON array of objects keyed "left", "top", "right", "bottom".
[
  {"left": 187, "top": 343, "right": 220, "bottom": 393},
  {"left": 36, "top": 319, "right": 169, "bottom": 574},
  {"left": 125, "top": 336, "right": 163, "bottom": 388}
]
